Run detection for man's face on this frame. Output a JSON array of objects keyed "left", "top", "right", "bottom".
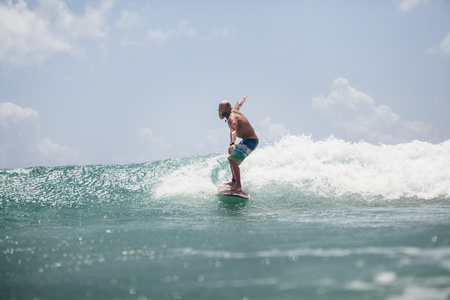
[{"left": 218, "top": 104, "right": 227, "bottom": 120}]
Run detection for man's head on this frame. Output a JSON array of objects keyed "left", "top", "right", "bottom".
[{"left": 218, "top": 100, "right": 231, "bottom": 120}]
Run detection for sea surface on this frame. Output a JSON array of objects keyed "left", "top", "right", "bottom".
[{"left": 1, "top": 135, "right": 450, "bottom": 300}]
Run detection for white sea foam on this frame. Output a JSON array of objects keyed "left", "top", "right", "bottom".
[
  {"left": 153, "top": 156, "right": 221, "bottom": 198},
  {"left": 245, "top": 135, "right": 450, "bottom": 200},
  {"left": 387, "top": 286, "right": 450, "bottom": 300},
  {"left": 152, "top": 135, "right": 450, "bottom": 201}
]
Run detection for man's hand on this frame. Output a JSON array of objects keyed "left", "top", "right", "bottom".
[
  {"left": 228, "top": 144, "right": 235, "bottom": 155},
  {"left": 234, "top": 95, "right": 247, "bottom": 110},
  {"left": 239, "top": 95, "right": 247, "bottom": 106}
]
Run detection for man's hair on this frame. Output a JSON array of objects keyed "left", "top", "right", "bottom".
[{"left": 220, "top": 100, "right": 231, "bottom": 109}]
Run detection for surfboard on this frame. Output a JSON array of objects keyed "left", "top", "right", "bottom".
[{"left": 217, "top": 185, "right": 250, "bottom": 200}]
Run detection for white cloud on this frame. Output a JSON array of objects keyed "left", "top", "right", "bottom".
[
  {"left": 109, "top": 127, "right": 173, "bottom": 164},
  {"left": 119, "top": 37, "right": 142, "bottom": 47},
  {"left": 137, "top": 127, "right": 165, "bottom": 145},
  {"left": 0, "top": 101, "right": 40, "bottom": 126},
  {"left": 209, "top": 28, "right": 235, "bottom": 39},
  {"left": 0, "top": 0, "right": 113, "bottom": 66},
  {"left": 203, "top": 128, "right": 227, "bottom": 147},
  {"left": 0, "top": 0, "right": 72, "bottom": 65},
  {"left": 393, "top": 0, "right": 429, "bottom": 11},
  {"left": 146, "top": 22, "right": 232, "bottom": 45},
  {"left": 147, "top": 22, "right": 197, "bottom": 44},
  {"left": 259, "top": 117, "right": 288, "bottom": 139},
  {"left": 439, "top": 32, "right": 450, "bottom": 55},
  {"left": 35, "top": 0, "right": 113, "bottom": 39},
  {"left": 116, "top": 10, "right": 142, "bottom": 30},
  {"left": 0, "top": 102, "right": 90, "bottom": 169},
  {"left": 425, "top": 32, "right": 450, "bottom": 56},
  {"left": 37, "top": 137, "right": 85, "bottom": 163},
  {"left": 312, "top": 78, "right": 432, "bottom": 143}
]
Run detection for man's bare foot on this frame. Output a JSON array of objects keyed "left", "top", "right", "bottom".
[
  {"left": 224, "top": 181, "right": 236, "bottom": 187},
  {"left": 230, "top": 186, "right": 242, "bottom": 193}
]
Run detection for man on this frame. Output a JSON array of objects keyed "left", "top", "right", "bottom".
[{"left": 218, "top": 95, "right": 259, "bottom": 192}]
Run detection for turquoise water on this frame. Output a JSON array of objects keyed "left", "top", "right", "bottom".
[{"left": 1, "top": 136, "right": 450, "bottom": 300}]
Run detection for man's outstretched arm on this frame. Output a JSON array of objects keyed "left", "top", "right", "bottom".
[{"left": 233, "top": 95, "right": 247, "bottom": 110}]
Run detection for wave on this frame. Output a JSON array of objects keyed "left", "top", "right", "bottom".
[
  {"left": 156, "top": 135, "right": 450, "bottom": 202},
  {"left": 246, "top": 135, "right": 450, "bottom": 200},
  {"left": 1, "top": 135, "right": 449, "bottom": 211}
]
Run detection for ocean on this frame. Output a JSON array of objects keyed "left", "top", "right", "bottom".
[{"left": 1, "top": 135, "right": 449, "bottom": 300}]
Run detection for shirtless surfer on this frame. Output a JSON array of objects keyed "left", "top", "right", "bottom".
[{"left": 218, "top": 95, "right": 259, "bottom": 192}]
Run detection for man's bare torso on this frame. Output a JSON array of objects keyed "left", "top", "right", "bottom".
[{"left": 228, "top": 109, "right": 258, "bottom": 140}]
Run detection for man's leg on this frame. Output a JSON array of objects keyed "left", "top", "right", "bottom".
[
  {"left": 228, "top": 157, "right": 241, "bottom": 191},
  {"left": 224, "top": 158, "right": 236, "bottom": 186}
]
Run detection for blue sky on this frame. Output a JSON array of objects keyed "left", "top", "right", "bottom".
[{"left": 1, "top": 0, "right": 449, "bottom": 169}]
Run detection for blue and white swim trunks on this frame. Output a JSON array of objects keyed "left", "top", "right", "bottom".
[{"left": 229, "top": 139, "right": 259, "bottom": 165}]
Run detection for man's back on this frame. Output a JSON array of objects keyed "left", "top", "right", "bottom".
[{"left": 230, "top": 108, "right": 258, "bottom": 140}]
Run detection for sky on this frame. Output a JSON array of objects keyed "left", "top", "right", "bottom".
[{"left": 0, "top": 0, "right": 449, "bottom": 169}]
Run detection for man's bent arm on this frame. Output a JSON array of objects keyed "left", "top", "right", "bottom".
[
  {"left": 229, "top": 118, "right": 238, "bottom": 144},
  {"left": 228, "top": 118, "right": 238, "bottom": 154},
  {"left": 234, "top": 95, "right": 247, "bottom": 110}
]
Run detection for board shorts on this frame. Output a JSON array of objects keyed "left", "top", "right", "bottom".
[{"left": 229, "top": 139, "right": 259, "bottom": 165}]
